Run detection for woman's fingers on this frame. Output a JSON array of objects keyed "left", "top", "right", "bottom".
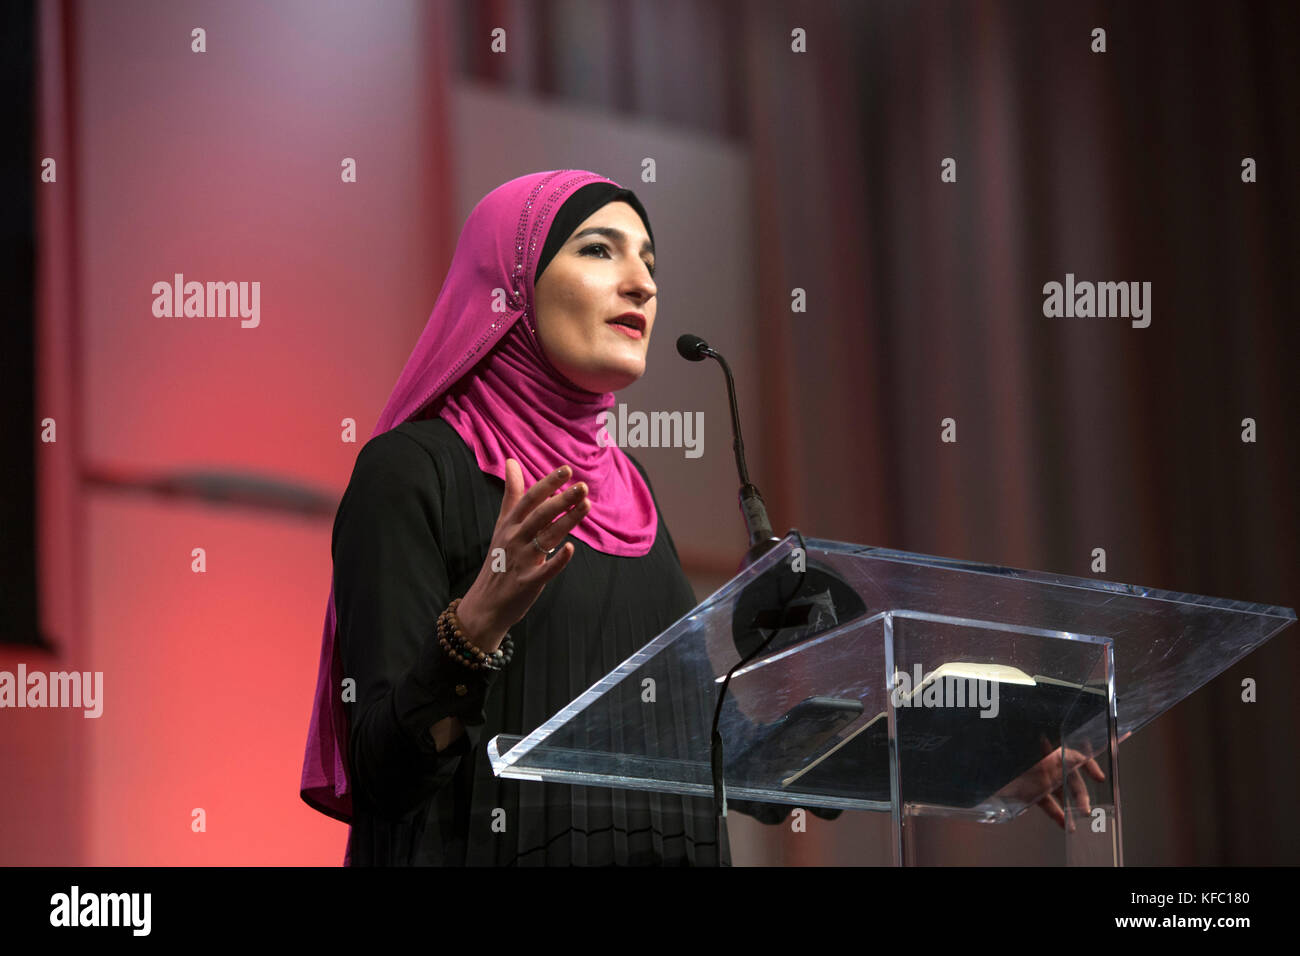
[
  {"left": 1038, "top": 792, "right": 1066, "bottom": 829},
  {"left": 505, "top": 463, "right": 573, "bottom": 528},
  {"left": 518, "top": 541, "right": 576, "bottom": 586},
  {"left": 520, "top": 481, "right": 588, "bottom": 541},
  {"left": 1067, "top": 767, "right": 1092, "bottom": 816},
  {"left": 496, "top": 459, "right": 525, "bottom": 528},
  {"left": 1034, "top": 747, "right": 1065, "bottom": 789},
  {"left": 1062, "top": 747, "right": 1107, "bottom": 783},
  {"left": 543, "top": 492, "right": 591, "bottom": 541},
  {"left": 520, "top": 485, "right": 591, "bottom": 555},
  {"left": 467, "top": 462, "right": 588, "bottom": 640}
]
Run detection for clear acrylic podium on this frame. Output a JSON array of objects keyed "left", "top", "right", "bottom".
[{"left": 489, "top": 533, "right": 1296, "bottom": 865}]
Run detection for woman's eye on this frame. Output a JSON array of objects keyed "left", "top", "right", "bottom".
[{"left": 581, "top": 243, "right": 655, "bottom": 277}]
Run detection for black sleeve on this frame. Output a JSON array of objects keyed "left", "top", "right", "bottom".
[
  {"left": 333, "top": 430, "right": 500, "bottom": 820},
  {"left": 625, "top": 452, "right": 694, "bottom": 604}
]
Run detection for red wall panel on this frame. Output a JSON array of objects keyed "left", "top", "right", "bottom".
[{"left": 7, "top": 0, "right": 454, "bottom": 864}]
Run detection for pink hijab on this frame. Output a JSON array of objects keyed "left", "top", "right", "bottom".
[{"left": 300, "top": 170, "right": 658, "bottom": 828}]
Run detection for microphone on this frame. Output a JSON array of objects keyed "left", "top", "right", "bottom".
[
  {"left": 679, "top": 335, "right": 860, "bottom": 829},
  {"left": 676, "top": 334, "right": 780, "bottom": 568}
]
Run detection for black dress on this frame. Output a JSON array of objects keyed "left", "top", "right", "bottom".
[{"left": 333, "top": 416, "right": 726, "bottom": 866}]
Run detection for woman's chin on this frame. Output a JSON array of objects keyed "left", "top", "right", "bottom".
[{"left": 570, "top": 358, "right": 645, "bottom": 393}]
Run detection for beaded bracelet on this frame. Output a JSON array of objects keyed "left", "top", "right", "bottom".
[
  {"left": 437, "top": 598, "right": 510, "bottom": 671},
  {"left": 437, "top": 597, "right": 514, "bottom": 672}
]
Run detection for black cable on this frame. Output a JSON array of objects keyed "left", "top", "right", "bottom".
[{"left": 710, "top": 529, "right": 809, "bottom": 850}]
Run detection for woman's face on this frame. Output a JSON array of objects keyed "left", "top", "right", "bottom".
[{"left": 533, "top": 201, "right": 657, "bottom": 394}]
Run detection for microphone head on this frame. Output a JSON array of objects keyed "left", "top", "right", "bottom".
[{"left": 676, "top": 333, "right": 710, "bottom": 361}]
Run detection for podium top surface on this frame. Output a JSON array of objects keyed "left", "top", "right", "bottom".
[
  {"left": 796, "top": 536, "right": 1294, "bottom": 737},
  {"left": 488, "top": 533, "right": 1294, "bottom": 816}
]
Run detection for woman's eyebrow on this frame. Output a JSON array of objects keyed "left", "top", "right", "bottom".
[{"left": 570, "top": 226, "right": 654, "bottom": 258}]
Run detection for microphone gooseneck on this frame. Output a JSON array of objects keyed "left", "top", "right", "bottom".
[
  {"left": 678, "top": 334, "right": 859, "bottom": 836},
  {"left": 675, "top": 334, "right": 778, "bottom": 566}
]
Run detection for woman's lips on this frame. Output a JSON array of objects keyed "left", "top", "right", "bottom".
[{"left": 606, "top": 321, "right": 643, "bottom": 340}]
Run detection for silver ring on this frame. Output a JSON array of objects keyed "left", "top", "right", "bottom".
[{"left": 531, "top": 535, "right": 558, "bottom": 557}]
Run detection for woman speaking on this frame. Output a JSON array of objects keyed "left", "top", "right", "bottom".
[{"left": 299, "top": 170, "right": 725, "bottom": 865}]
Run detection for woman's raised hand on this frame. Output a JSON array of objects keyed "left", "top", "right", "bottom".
[{"left": 455, "top": 459, "right": 588, "bottom": 651}]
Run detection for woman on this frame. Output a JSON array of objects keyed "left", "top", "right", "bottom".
[{"left": 299, "top": 169, "right": 725, "bottom": 865}]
